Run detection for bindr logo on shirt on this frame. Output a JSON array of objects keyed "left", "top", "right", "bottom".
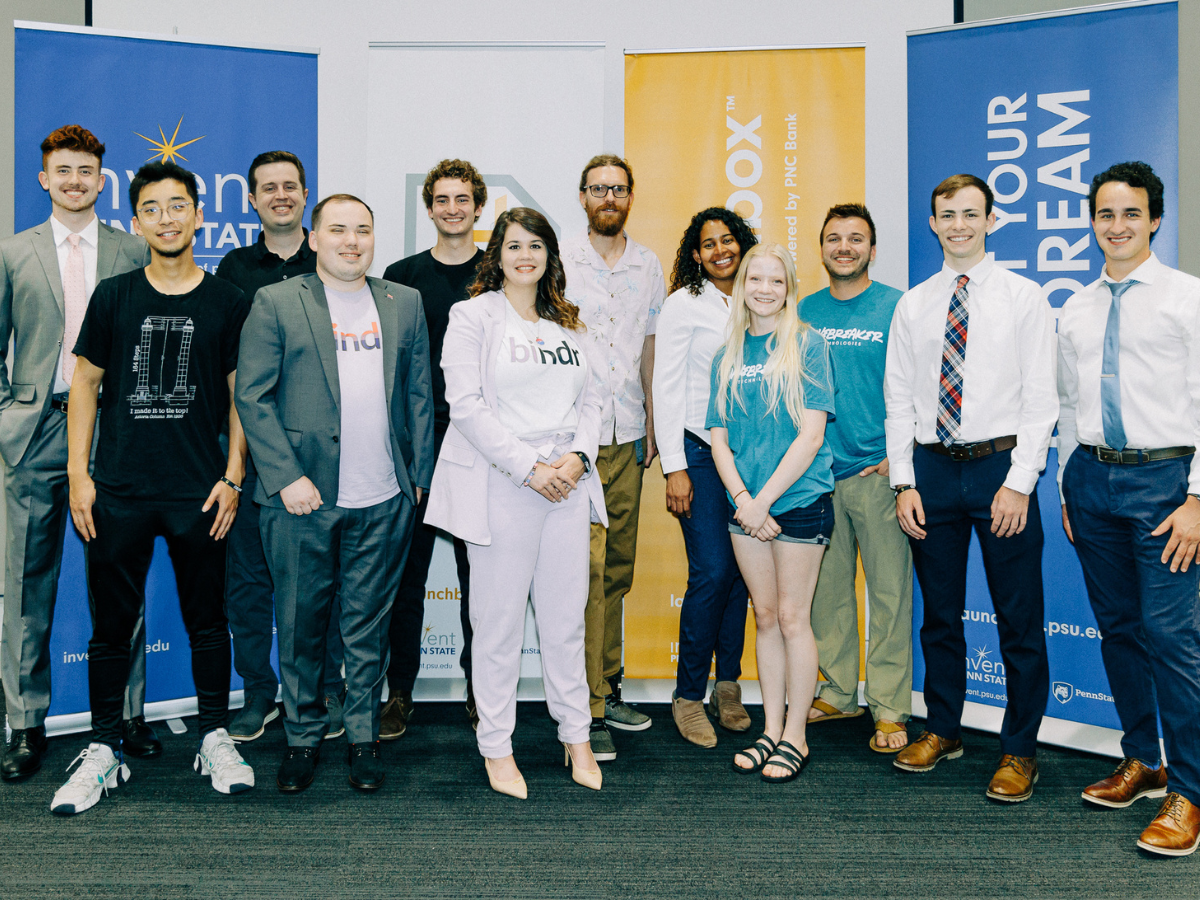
[
  {"left": 331, "top": 322, "right": 382, "bottom": 352},
  {"left": 507, "top": 337, "right": 582, "bottom": 367}
]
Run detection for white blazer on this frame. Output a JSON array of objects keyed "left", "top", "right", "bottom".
[{"left": 425, "top": 290, "right": 608, "bottom": 545}]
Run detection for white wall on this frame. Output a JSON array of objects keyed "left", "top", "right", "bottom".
[{"left": 92, "top": 0, "right": 951, "bottom": 291}]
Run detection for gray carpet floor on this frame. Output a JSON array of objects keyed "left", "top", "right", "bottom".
[{"left": 1, "top": 698, "right": 1197, "bottom": 899}]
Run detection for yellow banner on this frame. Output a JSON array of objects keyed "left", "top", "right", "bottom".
[{"left": 623, "top": 47, "right": 866, "bottom": 680}]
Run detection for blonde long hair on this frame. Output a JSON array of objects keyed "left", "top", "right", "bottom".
[{"left": 715, "top": 243, "right": 824, "bottom": 430}]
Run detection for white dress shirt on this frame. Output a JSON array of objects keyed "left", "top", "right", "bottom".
[
  {"left": 50, "top": 215, "right": 99, "bottom": 394},
  {"left": 561, "top": 230, "right": 665, "bottom": 445},
  {"left": 884, "top": 255, "right": 1058, "bottom": 494},
  {"left": 653, "top": 280, "right": 734, "bottom": 474},
  {"left": 1057, "top": 252, "right": 1200, "bottom": 494}
]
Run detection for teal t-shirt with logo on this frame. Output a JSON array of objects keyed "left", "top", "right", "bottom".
[
  {"left": 705, "top": 329, "right": 835, "bottom": 515},
  {"left": 799, "top": 281, "right": 903, "bottom": 480}
]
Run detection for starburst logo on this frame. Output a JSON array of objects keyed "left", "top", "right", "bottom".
[
  {"left": 135, "top": 116, "right": 205, "bottom": 163},
  {"left": 423, "top": 624, "right": 434, "bottom": 638},
  {"left": 972, "top": 646, "right": 991, "bottom": 666}
]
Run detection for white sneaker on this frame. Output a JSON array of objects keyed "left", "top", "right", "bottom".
[
  {"left": 50, "top": 743, "right": 130, "bottom": 815},
  {"left": 194, "top": 728, "right": 255, "bottom": 794}
]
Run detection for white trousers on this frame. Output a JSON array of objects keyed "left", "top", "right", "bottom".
[{"left": 468, "top": 466, "right": 592, "bottom": 757}]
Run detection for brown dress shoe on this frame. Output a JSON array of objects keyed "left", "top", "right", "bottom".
[
  {"left": 379, "top": 690, "right": 413, "bottom": 741},
  {"left": 986, "top": 754, "right": 1038, "bottom": 802},
  {"left": 1082, "top": 757, "right": 1168, "bottom": 809},
  {"left": 1137, "top": 793, "right": 1200, "bottom": 857},
  {"left": 672, "top": 694, "right": 717, "bottom": 748},
  {"left": 893, "top": 731, "right": 963, "bottom": 772},
  {"left": 708, "top": 681, "right": 752, "bottom": 732}
]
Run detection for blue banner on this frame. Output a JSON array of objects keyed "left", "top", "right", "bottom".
[
  {"left": 906, "top": 2, "right": 1177, "bottom": 743},
  {"left": 14, "top": 24, "right": 316, "bottom": 720}
]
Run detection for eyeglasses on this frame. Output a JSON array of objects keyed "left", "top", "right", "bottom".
[
  {"left": 585, "top": 184, "right": 631, "bottom": 199},
  {"left": 137, "top": 201, "right": 194, "bottom": 223}
]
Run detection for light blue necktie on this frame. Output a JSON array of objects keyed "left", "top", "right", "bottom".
[{"left": 1101, "top": 279, "right": 1137, "bottom": 451}]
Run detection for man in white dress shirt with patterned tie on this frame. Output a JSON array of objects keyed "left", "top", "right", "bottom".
[
  {"left": 885, "top": 174, "right": 1057, "bottom": 803},
  {"left": 1058, "top": 161, "right": 1200, "bottom": 857}
]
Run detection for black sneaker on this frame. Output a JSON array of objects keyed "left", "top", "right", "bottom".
[
  {"left": 589, "top": 718, "right": 617, "bottom": 762},
  {"left": 277, "top": 746, "right": 320, "bottom": 792},
  {"left": 348, "top": 742, "right": 385, "bottom": 791},
  {"left": 605, "top": 673, "right": 651, "bottom": 732}
]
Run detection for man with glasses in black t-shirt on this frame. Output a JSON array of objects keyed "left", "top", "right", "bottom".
[
  {"left": 50, "top": 161, "right": 254, "bottom": 815},
  {"left": 379, "top": 159, "right": 485, "bottom": 738},
  {"left": 215, "top": 151, "right": 347, "bottom": 745}
]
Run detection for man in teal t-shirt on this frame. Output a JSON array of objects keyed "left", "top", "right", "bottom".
[{"left": 798, "top": 204, "right": 913, "bottom": 753}]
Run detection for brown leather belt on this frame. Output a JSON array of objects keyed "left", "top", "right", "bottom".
[
  {"left": 918, "top": 435, "right": 1017, "bottom": 462},
  {"left": 1079, "top": 444, "right": 1195, "bottom": 465}
]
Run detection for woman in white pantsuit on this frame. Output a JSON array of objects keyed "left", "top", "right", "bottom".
[{"left": 425, "top": 207, "right": 607, "bottom": 799}]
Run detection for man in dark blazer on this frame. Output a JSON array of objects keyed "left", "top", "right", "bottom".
[
  {"left": 0, "top": 125, "right": 155, "bottom": 781},
  {"left": 236, "top": 193, "right": 433, "bottom": 793}
]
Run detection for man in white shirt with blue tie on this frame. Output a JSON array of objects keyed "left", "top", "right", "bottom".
[
  {"left": 885, "top": 174, "right": 1057, "bottom": 803},
  {"left": 1058, "top": 161, "right": 1200, "bottom": 857}
]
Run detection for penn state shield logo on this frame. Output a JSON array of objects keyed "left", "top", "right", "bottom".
[{"left": 1052, "top": 681, "right": 1074, "bottom": 704}]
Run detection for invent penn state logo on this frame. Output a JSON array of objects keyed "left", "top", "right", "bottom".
[{"left": 1052, "top": 681, "right": 1074, "bottom": 704}]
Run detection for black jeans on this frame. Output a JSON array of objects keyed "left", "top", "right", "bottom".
[{"left": 86, "top": 497, "right": 231, "bottom": 750}]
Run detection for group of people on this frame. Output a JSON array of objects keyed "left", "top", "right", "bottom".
[{"left": 1, "top": 124, "right": 1197, "bottom": 859}]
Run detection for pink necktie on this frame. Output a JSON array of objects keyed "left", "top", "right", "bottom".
[{"left": 62, "top": 233, "right": 87, "bottom": 385}]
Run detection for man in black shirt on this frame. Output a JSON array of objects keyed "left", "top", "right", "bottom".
[
  {"left": 51, "top": 161, "right": 254, "bottom": 815},
  {"left": 379, "top": 159, "right": 485, "bottom": 738},
  {"left": 215, "top": 151, "right": 345, "bottom": 744}
]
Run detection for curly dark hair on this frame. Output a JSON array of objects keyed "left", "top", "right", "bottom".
[
  {"left": 422, "top": 158, "right": 487, "bottom": 212},
  {"left": 468, "top": 208, "right": 583, "bottom": 332},
  {"left": 669, "top": 207, "right": 758, "bottom": 295},
  {"left": 1089, "top": 160, "right": 1164, "bottom": 225}
]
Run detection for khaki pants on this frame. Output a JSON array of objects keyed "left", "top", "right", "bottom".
[
  {"left": 585, "top": 439, "right": 644, "bottom": 717},
  {"left": 811, "top": 472, "right": 913, "bottom": 723}
]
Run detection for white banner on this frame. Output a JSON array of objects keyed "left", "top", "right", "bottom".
[{"left": 366, "top": 42, "right": 606, "bottom": 682}]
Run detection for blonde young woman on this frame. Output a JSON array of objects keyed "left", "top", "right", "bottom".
[
  {"left": 707, "top": 243, "right": 836, "bottom": 783},
  {"left": 425, "top": 208, "right": 606, "bottom": 799}
]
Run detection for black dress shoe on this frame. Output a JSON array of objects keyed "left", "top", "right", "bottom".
[
  {"left": 348, "top": 742, "right": 385, "bottom": 791},
  {"left": 277, "top": 746, "right": 320, "bottom": 792},
  {"left": 122, "top": 716, "right": 163, "bottom": 759},
  {"left": 1, "top": 727, "right": 48, "bottom": 781}
]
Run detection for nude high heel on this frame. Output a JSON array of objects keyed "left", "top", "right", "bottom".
[
  {"left": 485, "top": 757, "right": 527, "bottom": 800},
  {"left": 563, "top": 743, "right": 602, "bottom": 791}
]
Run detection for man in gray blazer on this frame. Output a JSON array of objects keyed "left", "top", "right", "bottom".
[
  {"left": 0, "top": 125, "right": 154, "bottom": 781},
  {"left": 236, "top": 193, "right": 434, "bottom": 793}
]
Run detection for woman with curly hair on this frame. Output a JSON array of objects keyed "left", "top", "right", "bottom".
[
  {"left": 425, "top": 208, "right": 607, "bottom": 798},
  {"left": 653, "top": 207, "right": 758, "bottom": 747}
]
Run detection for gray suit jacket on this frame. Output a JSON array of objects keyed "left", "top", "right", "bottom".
[
  {"left": 0, "top": 216, "right": 148, "bottom": 466},
  {"left": 235, "top": 273, "right": 434, "bottom": 509}
]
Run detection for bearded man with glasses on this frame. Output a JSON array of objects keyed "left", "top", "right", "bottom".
[{"left": 561, "top": 154, "right": 665, "bottom": 764}]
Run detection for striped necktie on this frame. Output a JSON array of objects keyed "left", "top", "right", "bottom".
[{"left": 936, "top": 274, "right": 970, "bottom": 447}]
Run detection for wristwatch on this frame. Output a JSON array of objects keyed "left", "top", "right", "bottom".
[
  {"left": 893, "top": 484, "right": 914, "bottom": 497},
  {"left": 575, "top": 451, "right": 592, "bottom": 474}
]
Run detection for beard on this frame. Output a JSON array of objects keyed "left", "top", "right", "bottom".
[{"left": 587, "top": 204, "right": 628, "bottom": 237}]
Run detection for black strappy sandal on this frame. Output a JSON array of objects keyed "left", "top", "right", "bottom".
[
  {"left": 732, "top": 734, "right": 777, "bottom": 774},
  {"left": 760, "top": 740, "right": 810, "bottom": 783}
]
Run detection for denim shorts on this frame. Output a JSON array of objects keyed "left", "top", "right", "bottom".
[{"left": 728, "top": 493, "right": 834, "bottom": 544}]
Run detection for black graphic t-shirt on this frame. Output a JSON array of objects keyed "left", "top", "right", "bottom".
[{"left": 74, "top": 269, "right": 249, "bottom": 503}]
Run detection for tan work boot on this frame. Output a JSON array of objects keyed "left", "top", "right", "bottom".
[
  {"left": 708, "top": 681, "right": 752, "bottom": 732},
  {"left": 379, "top": 689, "right": 413, "bottom": 741},
  {"left": 672, "top": 694, "right": 717, "bottom": 748}
]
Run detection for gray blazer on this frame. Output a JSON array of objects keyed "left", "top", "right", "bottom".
[
  {"left": 0, "top": 216, "right": 147, "bottom": 466},
  {"left": 235, "top": 273, "right": 434, "bottom": 509}
]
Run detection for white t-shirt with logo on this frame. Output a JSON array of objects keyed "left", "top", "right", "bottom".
[
  {"left": 494, "top": 302, "right": 585, "bottom": 441},
  {"left": 325, "top": 284, "right": 400, "bottom": 508}
]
